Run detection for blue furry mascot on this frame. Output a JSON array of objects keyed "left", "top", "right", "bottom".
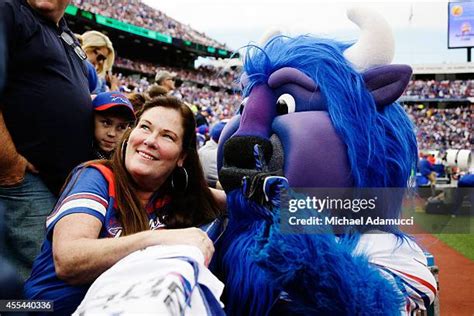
[{"left": 215, "top": 7, "right": 437, "bottom": 315}]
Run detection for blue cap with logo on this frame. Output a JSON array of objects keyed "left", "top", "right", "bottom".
[{"left": 93, "top": 92, "right": 135, "bottom": 120}]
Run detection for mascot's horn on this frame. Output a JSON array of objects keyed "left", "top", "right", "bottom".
[
  {"left": 343, "top": 7, "right": 395, "bottom": 71},
  {"left": 239, "top": 28, "right": 282, "bottom": 90},
  {"left": 258, "top": 28, "right": 282, "bottom": 46},
  {"left": 242, "top": 28, "right": 283, "bottom": 62}
]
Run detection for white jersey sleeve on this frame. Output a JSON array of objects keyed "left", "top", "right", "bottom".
[{"left": 354, "top": 234, "right": 437, "bottom": 315}]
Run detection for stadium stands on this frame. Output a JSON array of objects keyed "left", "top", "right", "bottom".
[
  {"left": 405, "top": 105, "right": 472, "bottom": 151},
  {"left": 114, "top": 56, "right": 239, "bottom": 89},
  {"left": 403, "top": 80, "right": 474, "bottom": 99},
  {"left": 71, "top": 0, "right": 228, "bottom": 49}
]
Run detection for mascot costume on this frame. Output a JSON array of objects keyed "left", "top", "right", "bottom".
[
  {"left": 74, "top": 7, "right": 436, "bottom": 316},
  {"left": 214, "top": 7, "right": 436, "bottom": 316}
]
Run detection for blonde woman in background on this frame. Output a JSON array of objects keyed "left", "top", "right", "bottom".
[{"left": 79, "top": 30, "right": 119, "bottom": 92}]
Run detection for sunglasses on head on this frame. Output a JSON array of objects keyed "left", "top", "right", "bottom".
[{"left": 60, "top": 32, "right": 87, "bottom": 61}]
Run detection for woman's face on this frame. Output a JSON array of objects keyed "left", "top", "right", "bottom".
[
  {"left": 125, "top": 107, "right": 186, "bottom": 191},
  {"left": 87, "top": 46, "right": 109, "bottom": 69}
]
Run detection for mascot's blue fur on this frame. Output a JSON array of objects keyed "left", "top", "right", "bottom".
[
  {"left": 213, "top": 15, "right": 421, "bottom": 315},
  {"left": 217, "top": 190, "right": 405, "bottom": 315}
]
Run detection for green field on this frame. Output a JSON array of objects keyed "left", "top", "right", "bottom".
[
  {"left": 435, "top": 233, "right": 474, "bottom": 260},
  {"left": 405, "top": 211, "right": 474, "bottom": 260}
]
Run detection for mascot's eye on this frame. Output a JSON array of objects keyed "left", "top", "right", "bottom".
[
  {"left": 239, "top": 97, "right": 249, "bottom": 115},
  {"left": 276, "top": 94, "right": 296, "bottom": 115}
]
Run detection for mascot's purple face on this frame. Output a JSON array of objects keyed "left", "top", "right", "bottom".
[
  {"left": 217, "top": 60, "right": 412, "bottom": 192},
  {"left": 217, "top": 8, "right": 416, "bottom": 193},
  {"left": 218, "top": 68, "right": 351, "bottom": 190}
]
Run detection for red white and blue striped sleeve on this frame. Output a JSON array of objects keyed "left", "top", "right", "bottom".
[
  {"left": 355, "top": 234, "right": 437, "bottom": 315},
  {"left": 46, "top": 167, "right": 110, "bottom": 233}
]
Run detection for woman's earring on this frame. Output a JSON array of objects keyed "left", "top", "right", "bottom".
[{"left": 171, "top": 166, "right": 188, "bottom": 192}]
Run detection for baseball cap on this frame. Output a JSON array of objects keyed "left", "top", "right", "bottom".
[
  {"left": 155, "top": 70, "right": 176, "bottom": 84},
  {"left": 210, "top": 121, "right": 227, "bottom": 142},
  {"left": 196, "top": 125, "right": 209, "bottom": 135},
  {"left": 92, "top": 92, "right": 136, "bottom": 120}
]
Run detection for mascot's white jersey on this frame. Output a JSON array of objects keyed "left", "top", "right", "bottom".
[
  {"left": 73, "top": 245, "right": 224, "bottom": 316},
  {"left": 74, "top": 234, "right": 435, "bottom": 316},
  {"left": 354, "top": 234, "right": 437, "bottom": 315}
]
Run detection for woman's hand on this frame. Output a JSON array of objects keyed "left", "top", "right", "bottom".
[
  {"left": 151, "top": 228, "right": 215, "bottom": 266},
  {"left": 106, "top": 71, "right": 120, "bottom": 91}
]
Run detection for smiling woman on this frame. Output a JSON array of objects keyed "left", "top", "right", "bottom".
[{"left": 24, "top": 96, "right": 226, "bottom": 315}]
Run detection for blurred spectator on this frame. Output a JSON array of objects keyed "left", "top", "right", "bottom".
[
  {"left": 0, "top": 0, "right": 93, "bottom": 280},
  {"left": 416, "top": 154, "right": 437, "bottom": 187},
  {"left": 147, "top": 84, "right": 168, "bottom": 99},
  {"left": 427, "top": 154, "right": 436, "bottom": 165},
  {"left": 154, "top": 70, "right": 176, "bottom": 94},
  {"left": 80, "top": 30, "right": 119, "bottom": 92},
  {"left": 195, "top": 106, "right": 210, "bottom": 127},
  {"left": 199, "top": 121, "right": 227, "bottom": 188},
  {"left": 127, "top": 92, "right": 146, "bottom": 113},
  {"left": 196, "top": 125, "right": 209, "bottom": 149}
]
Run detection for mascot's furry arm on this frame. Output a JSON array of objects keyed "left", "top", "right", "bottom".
[
  {"left": 216, "top": 188, "right": 404, "bottom": 316},
  {"left": 214, "top": 7, "right": 437, "bottom": 316}
]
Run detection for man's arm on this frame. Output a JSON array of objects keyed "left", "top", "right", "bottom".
[
  {"left": 0, "top": 11, "right": 37, "bottom": 186},
  {"left": 0, "top": 109, "right": 37, "bottom": 186}
]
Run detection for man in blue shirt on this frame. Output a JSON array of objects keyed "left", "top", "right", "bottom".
[
  {"left": 0, "top": 0, "right": 93, "bottom": 280},
  {"left": 416, "top": 154, "right": 436, "bottom": 187}
]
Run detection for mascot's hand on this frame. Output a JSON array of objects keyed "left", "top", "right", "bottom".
[
  {"left": 241, "top": 144, "right": 288, "bottom": 208},
  {"left": 242, "top": 174, "right": 288, "bottom": 210},
  {"left": 263, "top": 176, "right": 289, "bottom": 207}
]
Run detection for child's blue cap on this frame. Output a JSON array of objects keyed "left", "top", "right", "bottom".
[{"left": 93, "top": 92, "right": 135, "bottom": 120}]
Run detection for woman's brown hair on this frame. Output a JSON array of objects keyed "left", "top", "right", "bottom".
[{"left": 79, "top": 96, "right": 222, "bottom": 235}]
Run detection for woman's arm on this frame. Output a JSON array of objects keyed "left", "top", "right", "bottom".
[{"left": 53, "top": 214, "right": 214, "bottom": 285}]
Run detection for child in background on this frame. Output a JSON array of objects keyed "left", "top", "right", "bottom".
[{"left": 92, "top": 92, "right": 136, "bottom": 159}]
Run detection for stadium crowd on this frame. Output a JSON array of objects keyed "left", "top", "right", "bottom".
[
  {"left": 405, "top": 105, "right": 473, "bottom": 150},
  {"left": 115, "top": 56, "right": 239, "bottom": 89},
  {"left": 403, "top": 79, "right": 474, "bottom": 99},
  {"left": 71, "top": 0, "right": 228, "bottom": 49},
  {"left": 114, "top": 73, "right": 241, "bottom": 120}
]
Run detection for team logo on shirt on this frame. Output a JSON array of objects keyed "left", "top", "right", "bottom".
[{"left": 108, "top": 226, "right": 123, "bottom": 238}]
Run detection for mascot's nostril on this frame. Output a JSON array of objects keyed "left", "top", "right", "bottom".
[{"left": 223, "top": 136, "right": 273, "bottom": 169}]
